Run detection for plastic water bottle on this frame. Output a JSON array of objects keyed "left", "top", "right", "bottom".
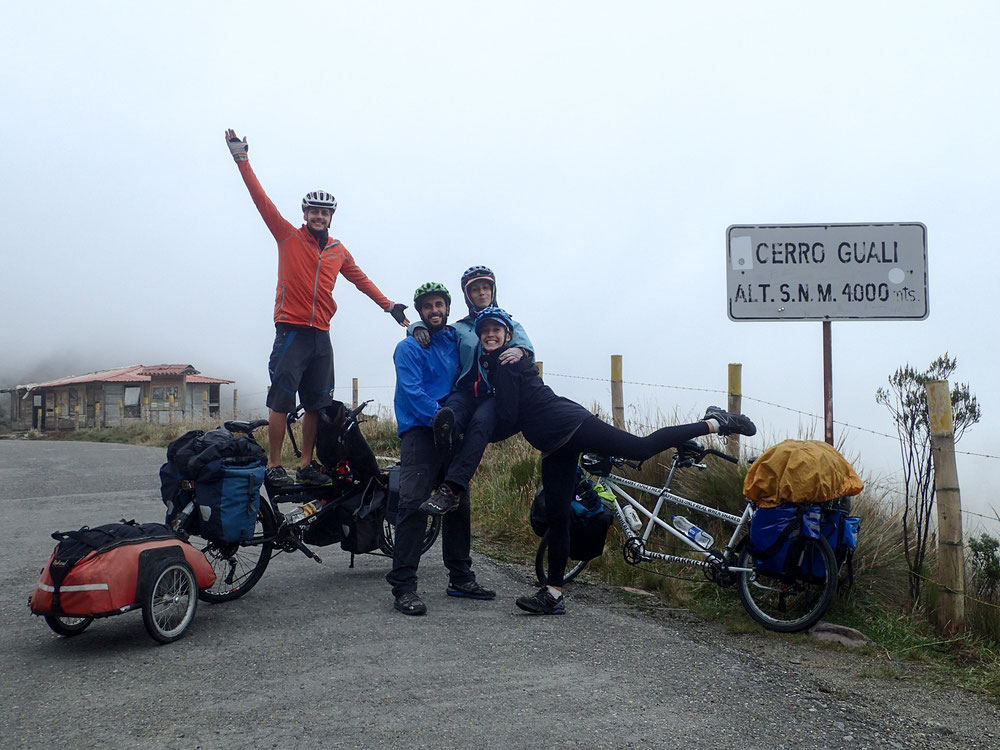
[
  {"left": 672, "top": 515, "right": 714, "bottom": 548},
  {"left": 284, "top": 506, "right": 307, "bottom": 525},
  {"left": 622, "top": 505, "right": 643, "bottom": 532},
  {"left": 170, "top": 500, "right": 195, "bottom": 531}
]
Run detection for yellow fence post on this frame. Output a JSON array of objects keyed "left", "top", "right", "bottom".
[
  {"left": 536, "top": 361, "right": 543, "bottom": 379},
  {"left": 233, "top": 388, "right": 239, "bottom": 419},
  {"left": 611, "top": 355, "right": 624, "bottom": 429},
  {"left": 203, "top": 391, "right": 208, "bottom": 423},
  {"left": 168, "top": 394, "right": 174, "bottom": 426},
  {"left": 95, "top": 401, "right": 101, "bottom": 428},
  {"left": 727, "top": 363, "right": 743, "bottom": 458},
  {"left": 352, "top": 378, "right": 359, "bottom": 409},
  {"left": 926, "top": 379, "right": 966, "bottom": 634},
  {"left": 74, "top": 404, "right": 80, "bottom": 430}
]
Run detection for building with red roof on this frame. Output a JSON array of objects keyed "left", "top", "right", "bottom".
[{"left": 2, "top": 364, "right": 234, "bottom": 430}]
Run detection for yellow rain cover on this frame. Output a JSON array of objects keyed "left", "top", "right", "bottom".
[{"left": 743, "top": 439, "right": 863, "bottom": 508}]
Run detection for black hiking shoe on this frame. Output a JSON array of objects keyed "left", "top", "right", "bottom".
[
  {"left": 515, "top": 587, "right": 565, "bottom": 615},
  {"left": 265, "top": 465, "right": 294, "bottom": 488},
  {"left": 394, "top": 591, "right": 427, "bottom": 616},
  {"left": 420, "top": 484, "right": 461, "bottom": 516},
  {"left": 432, "top": 407, "right": 456, "bottom": 451},
  {"left": 296, "top": 462, "right": 332, "bottom": 486},
  {"left": 703, "top": 406, "right": 757, "bottom": 437},
  {"left": 447, "top": 580, "right": 496, "bottom": 600}
]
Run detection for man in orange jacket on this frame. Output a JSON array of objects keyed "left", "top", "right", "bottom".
[{"left": 226, "top": 129, "right": 409, "bottom": 487}]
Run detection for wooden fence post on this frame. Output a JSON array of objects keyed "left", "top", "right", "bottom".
[
  {"left": 203, "top": 391, "right": 208, "bottom": 423},
  {"left": 611, "top": 355, "right": 624, "bottom": 429},
  {"left": 536, "top": 361, "right": 543, "bottom": 379},
  {"left": 727, "top": 363, "right": 743, "bottom": 457},
  {"left": 352, "top": 378, "right": 359, "bottom": 409},
  {"left": 926, "top": 379, "right": 965, "bottom": 633},
  {"left": 168, "top": 395, "right": 174, "bottom": 426},
  {"left": 233, "top": 388, "right": 239, "bottom": 419},
  {"left": 95, "top": 401, "right": 101, "bottom": 428}
]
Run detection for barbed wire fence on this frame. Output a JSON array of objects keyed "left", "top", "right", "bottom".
[{"left": 234, "top": 366, "right": 1000, "bottom": 535}]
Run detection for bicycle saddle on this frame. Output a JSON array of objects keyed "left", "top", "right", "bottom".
[{"left": 224, "top": 419, "right": 269, "bottom": 434}]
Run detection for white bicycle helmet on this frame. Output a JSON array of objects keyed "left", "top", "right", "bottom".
[{"left": 302, "top": 190, "right": 337, "bottom": 214}]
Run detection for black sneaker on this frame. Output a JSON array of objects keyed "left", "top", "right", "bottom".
[
  {"left": 703, "top": 406, "right": 757, "bottom": 437},
  {"left": 296, "top": 462, "right": 332, "bottom": 486},
  {"left": 265, "top": 465, "right": 294, "bottom": 488},
  {"left": 447, "top": 580, "right": 496, "bottom": 600},
  {"left": 394, "top": 591, "right": 427, "bottom": 616},
  {"left": 432, "top": 407, "right": 456, "bottom": 451},
  {"left": 420, "top": 484, "right": 460, "bottom": 515},
  {"left": 515, "top": 587, "right": 566, "bottom": 615}
]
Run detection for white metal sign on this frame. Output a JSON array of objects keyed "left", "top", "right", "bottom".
[{"left": 726, "top": 223, "right": 928, "bottom": 321}]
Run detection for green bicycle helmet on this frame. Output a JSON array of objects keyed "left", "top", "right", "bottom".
[{"left": 413, "top": 282, "right": 451, "bottom": 307}]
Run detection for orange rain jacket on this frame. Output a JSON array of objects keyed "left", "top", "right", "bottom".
[{"left": 237, "top": 160, "right": 391, "bottom": 331}]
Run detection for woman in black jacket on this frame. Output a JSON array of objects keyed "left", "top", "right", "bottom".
[{"left": 473, "top": 307, "right": 757, "bottom": 615}]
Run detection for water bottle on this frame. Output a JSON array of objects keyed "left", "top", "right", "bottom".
[
  {"left": 672, "top": 515, "right": 714, "bottom": 548},
  {"left": 170, "top": 500, "right": 195, "bottom": 531},
  {"left": 284, "top": 506, "right": 307, "bottom": 525},
  {"left": 622, "top": 505, "right": 643, "bottom": 532}
]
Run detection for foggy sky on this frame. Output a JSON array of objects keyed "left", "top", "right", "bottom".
[{"left": 2, "top": 1, "right": 998, "bottom": 531}]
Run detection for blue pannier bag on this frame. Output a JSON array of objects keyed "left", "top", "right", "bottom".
[
  {"left": 530, "top": 468, "right": 614, "bottom": 561},
  {"left": 195, "top": 459, "right": 265, "bottom": 543},
  {"left": 749, "top": 503, "right": 821, "bottom": 578},
  {"left": 808, "top": 498, "right": 860, "bottom": 584}
]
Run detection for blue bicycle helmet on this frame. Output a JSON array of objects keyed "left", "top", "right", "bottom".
[{"left": 474, "top": 305, "right": 514, "bottom": 335}]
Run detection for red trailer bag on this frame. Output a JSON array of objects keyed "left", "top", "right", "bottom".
[{"left": 29, "top": 521, "right": 216, "bottom": 617}]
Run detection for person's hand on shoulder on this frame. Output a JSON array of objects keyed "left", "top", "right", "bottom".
[
  {"left": 499, "top": 346, "right": 528, "bottom": 365},
  {"left": 413, "top": 327, "right": 431, "bottom": 348},
  {"left": 225, "top": 129, "right": 248, "bottom": 162}
]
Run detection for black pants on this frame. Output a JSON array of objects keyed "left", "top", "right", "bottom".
[
  {"left": 385, "top": 427, "right": 474, "bottom": 597},
  {"left": 542, "top": 416, "right": 710, "bottom": 587},
  {"left": 441, "top": 391, "right": 497, "bottom": 491}
]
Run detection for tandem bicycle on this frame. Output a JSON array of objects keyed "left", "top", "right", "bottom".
[{"left": 535, "top": 440, "right": 839, "bottom": 632}]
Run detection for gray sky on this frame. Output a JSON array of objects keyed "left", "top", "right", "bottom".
[{"left": 3, "top": 1, "right": 998, "bottom": 530}]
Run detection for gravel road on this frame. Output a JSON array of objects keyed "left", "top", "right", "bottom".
[{"left": 0, "top": 439, "right": 996, "bottom": 750}]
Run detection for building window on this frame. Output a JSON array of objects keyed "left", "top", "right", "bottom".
[{"left": 124, "top": 386, "right": 141, "bottom": 418}]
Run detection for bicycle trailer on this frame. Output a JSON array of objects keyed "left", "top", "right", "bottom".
[{"left": 29, "top": 520, "right": 216, "bottom": 643}]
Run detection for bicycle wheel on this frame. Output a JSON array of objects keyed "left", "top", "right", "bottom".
[
  {"left": 142, "top": 558, "right": 198, "bottom": 644},
  {"left": 378, "top": 514, "right": 441, "bottom": 556},
  {"left": 737, "top": 535, "right": 838, "bottom": 633},
  {"left": 194, "top": 505, "right": 277, "bottom": 603},
  {"left": 44, "top": 614, "right": 94, "bottom": 637},
  {"left": 534, "top": 533, "right": 589, "bottom": 586}
]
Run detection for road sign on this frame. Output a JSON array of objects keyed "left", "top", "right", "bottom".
[{"left": 726, "top": 223, "right": 928, "bottom": 321}]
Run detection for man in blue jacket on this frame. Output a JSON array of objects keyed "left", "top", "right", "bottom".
[{"left": 386, "top": 282, "right": 496, "bottom": 615}]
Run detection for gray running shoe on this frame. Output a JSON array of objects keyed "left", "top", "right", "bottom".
[
  {"left": 703, "top": 406, "right": 757, "bottom": 437},
  {"left": 296, "top": 462, "right": 332, "bottom": 486},
  {"left": 515, "top": 587, "right": 565, "bottom": 615}
]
